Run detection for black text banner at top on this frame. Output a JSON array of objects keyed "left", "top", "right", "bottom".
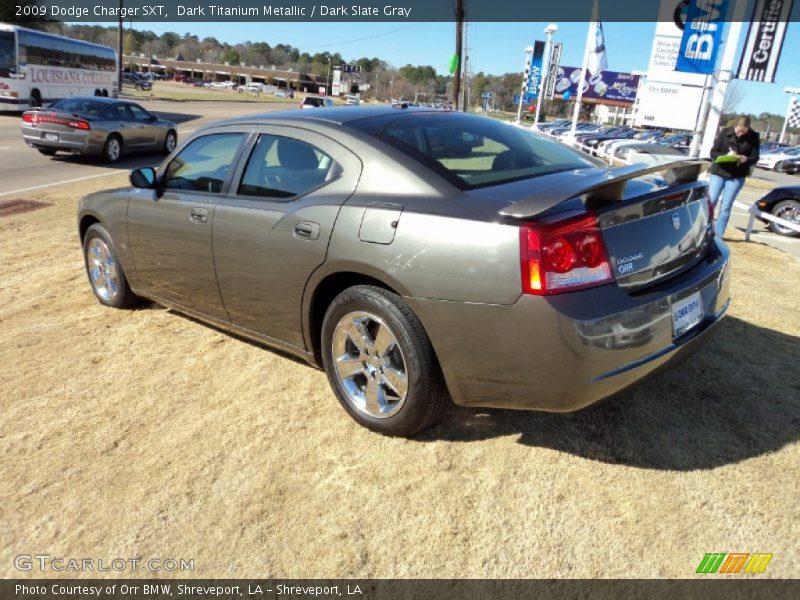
[{"left": 11, "top": 0, "right": 800, "bottom": 23}]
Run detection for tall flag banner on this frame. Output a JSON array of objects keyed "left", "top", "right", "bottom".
[
  {"left": 737, "top": 0, "right": 794, "bottom": 82},
  {"left": 787, "top": 97, "right": 800, "bottom": 128},
  {"left": 544, "top": 42, "right": 563, "bottom": 100},
  {"left": 526, "top": 41, "right": 547, "bottom": 99},
  {"left": 675, "top": 0, "right": 731, "bottom": 75},
  {"left": 587, "top": 21, "right": 608, "bottom": 76}
]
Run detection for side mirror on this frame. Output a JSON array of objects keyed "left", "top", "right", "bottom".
[{"left": 130, "top": 167, "right": 156, "bottom": 188}]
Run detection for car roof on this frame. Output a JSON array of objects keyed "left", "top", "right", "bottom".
[
  {"left": 51, "top": 96, "right": 122, "bottom": 105},
  {"left": 210, "top": 105, "right": 448, "bottom": 128}
]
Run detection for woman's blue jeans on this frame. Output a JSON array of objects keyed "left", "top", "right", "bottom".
[{"left": 708, "top": 174, "right": 745, "bottom": 237}]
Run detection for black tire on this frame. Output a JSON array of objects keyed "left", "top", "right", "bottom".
[
  {"left": 321, "top": 285, "right": 448, "bottom": 436},
  {"left": 163, "top": 129, "right": 177, "bottom": 154},
  {"left": 29, "top": 90, "right": 41, "bottom": 109},
  {"left": 37, "top": 148, "right": 56, "bottom": 156},
  {"left": 102, "top": 134, "right": 123, "bottom": 163},
  {"left": 769, "top": 199, "right": 800, "bottom": 237},
  {"left": 82, "top": 223, "right": 142, "bottom": 309},
  {"left": 774, "top": 161, "right": 784, "bottom": 172}
]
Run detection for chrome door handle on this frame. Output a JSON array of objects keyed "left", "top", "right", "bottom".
[
  {"left": 189, "top": 207, "right": 208, "bottom": 223},
  {"left": 293, "top": 221, "right": 319, "bottom": 240}
]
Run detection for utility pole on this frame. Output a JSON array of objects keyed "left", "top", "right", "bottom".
[
  {"left": 453, "top": 0, "right": 464, "bottom": 110},
  {"left": 117, "top": 0, "right": 123, "bottom": 94}
]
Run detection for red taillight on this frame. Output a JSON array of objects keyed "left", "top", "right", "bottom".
[
  {"left": 22, "top": 113, "right": 90, "bottom": 130},
  {"left": 520, "top": 214, "right": 613, "bottom": 295}
]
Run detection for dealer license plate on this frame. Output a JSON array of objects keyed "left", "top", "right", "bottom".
[
  {"left": 671, "top": 291, "right": 704, "bottom": 338},
  {"left": 44, "top": 133, "right": 58, "bottom": 142}
]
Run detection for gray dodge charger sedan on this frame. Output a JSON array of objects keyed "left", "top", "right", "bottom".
[
  {"left": 77, "top": 107, "right": 730, "bottom": 436},
  {"left": 22, "top": 96, "right": 177, "bottom": 162}
]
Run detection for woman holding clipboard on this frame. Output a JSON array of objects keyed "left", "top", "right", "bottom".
[{"left": 708, "top": 116, "right": 760, "bottom": 238}]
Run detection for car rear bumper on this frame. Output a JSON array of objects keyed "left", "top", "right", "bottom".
[
  {"left": 21, "top": 125, "right": 98, "bottom": 154},
  {"left": 407, "top": 239, "right": 731, "bottom": 412}
]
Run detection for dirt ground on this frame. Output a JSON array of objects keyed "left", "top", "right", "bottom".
[{"left": 0, "top": 174, "right": 798, "bottom": 579}]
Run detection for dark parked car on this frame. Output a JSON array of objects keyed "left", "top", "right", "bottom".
[
  {"left": 755, "top": 186, "right": 800, "bottom": 237},
  {"left": 77, "top": 107, "right": 729, "bottom": 436},
  {"left": 779, "top": 157, "right": 800, "bottom": 175},
  {"left": 21, "top": 96, "right": 177, "bottom": 162},
  {"left": 122, "top": 73, "right": 152, "bottom": 91}
]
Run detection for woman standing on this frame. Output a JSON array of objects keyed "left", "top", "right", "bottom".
[{"left": 708, "top": 116, "right": 760, "bottom": 238}]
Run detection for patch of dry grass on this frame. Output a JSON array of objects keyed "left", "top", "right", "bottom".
[{"left": 0, "top": 176, "right": 798, "bottom": 579}]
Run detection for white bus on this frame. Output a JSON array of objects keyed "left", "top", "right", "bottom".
[{"left": 0, "top": 23, "right": 118, "bottom": 111}]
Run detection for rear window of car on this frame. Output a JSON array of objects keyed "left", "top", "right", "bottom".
[
  {"left": 304, "top": 97, "right": 324, "bottom": 107},
  {"left": 348, "top": 112, "right": 600, "bottom": 190},
  {"left": 49, "top": 98, "right": 108, "bottom": 116}
]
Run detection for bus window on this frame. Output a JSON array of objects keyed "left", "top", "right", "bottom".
[{"left": 0, "top": 31, "right": 15, "bottom": 78}]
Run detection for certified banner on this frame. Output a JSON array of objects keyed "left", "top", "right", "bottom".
[
  {"left": 737, "top": 0, "right": 794, "bottom": 82},
  {"left": 675, "top": 0, "right": 730, "bottom": 75},
  {"left": 544, "top": 42, "right": 563, "bottom": 100}
]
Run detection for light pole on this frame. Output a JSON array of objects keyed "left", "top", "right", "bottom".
[
  {"left": 780, "top": 87, "right": 800, "bottom": 143},
  {"left": 516, "top": 45, "right": 534, "bottom": 123},
  {"left": 326, "top": 58, "right": 331, "bottom": 96},
  {"left": 533, "top": 23, "right": 558, "bottom": 128}
]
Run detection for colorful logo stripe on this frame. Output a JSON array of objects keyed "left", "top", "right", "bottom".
[{"left": 697, "top": 553, "right": 773, "bottom": 574}]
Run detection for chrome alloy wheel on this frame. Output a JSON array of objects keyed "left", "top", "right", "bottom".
[
  {"left": 773, "top": 202, "right": 800, "bottom": 235},
  {"left": 106, "top": 137, "right": 121, "bottom": 161},
  {"left": 165, "top": 132, "right": 177, "bottom": 153},
  {"left": 331, "top": 311, "right": 409, "bottom": 419},
  {"left": 87, "top": 238, "right": 120, "bottom": 302}
]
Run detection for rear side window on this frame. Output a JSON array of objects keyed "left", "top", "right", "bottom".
[
  {"left": 238, "top": 134, "right": 337, "bottom": 199},
  {"left": 350, "top": 112, "right": 599, "bottom": 189},
  {"left": 162, "top": 133, "right": 244, "bottom": 193},
  {"left": 304, "top": 97, "right": 323, "bottom": 107},
  {"left": 50, "top": 98, "right": 107, "bottom": 116}
]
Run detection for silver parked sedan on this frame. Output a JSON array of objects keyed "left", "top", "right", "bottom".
[
  {"left": 76, "top": 107, "right": 730, "bottom": 436},
  {"left": 21, "top": 96, "right": 177, "bottom": 162}
]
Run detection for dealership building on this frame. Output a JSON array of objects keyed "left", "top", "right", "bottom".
[{"left": 122, "top": 53, "right": 327, "bottom": 91}]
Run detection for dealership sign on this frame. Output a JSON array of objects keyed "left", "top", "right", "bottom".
[
  {"left": 635, "top": 0, "right": 707, "bottom": 130},
  {"left": 555, "top": 67, "right": 640, "bottom": 107},
  {"left": 675, "top": 0, "right": 730, "bottom": 75},
  {"left": 635, "top": 82, "right": 706, "bottom": 131},
  {"left": 736, "top": 0, "right": 794, "bottom": 82}
]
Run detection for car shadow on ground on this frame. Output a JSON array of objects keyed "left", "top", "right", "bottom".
[{"left": 417, "top": 316, "right": 800, "bottom": 471}]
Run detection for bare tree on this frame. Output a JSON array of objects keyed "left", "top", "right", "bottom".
[{"left": 722, "top": 81, "right": 746, "bottom": 116}]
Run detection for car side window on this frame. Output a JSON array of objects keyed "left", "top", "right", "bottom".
[
  {"left": 238, "top": 134, "right": 338, "bottom": 199},
  {"left": 105, "top": 104, "right": 129, "bottom": 121},
  {"left": 162, "top": 133, "right": 245, "bottom": 194},
  {"left": 128, "top": 104, "right": 152, "bottom": 122}
]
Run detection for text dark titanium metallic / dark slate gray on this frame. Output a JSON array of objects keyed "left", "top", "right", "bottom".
[{"left": 76, "top": 107, "right": 731, "bottom": 436}]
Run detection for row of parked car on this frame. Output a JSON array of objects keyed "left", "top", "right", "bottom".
[
  {"left": 534, "top": 119, "right": 692, "bottom": 166},
  {"left": 756, "top": 143, "right": 800, "bottom": 174}
]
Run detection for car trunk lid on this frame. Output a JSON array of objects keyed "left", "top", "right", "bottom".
[{"left": 496, "top": 160, "right": 713, "bottom": 292}]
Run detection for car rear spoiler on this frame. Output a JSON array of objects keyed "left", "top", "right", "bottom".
[{"left": 499, "top": 159, "right": 708, "bottom": 219}]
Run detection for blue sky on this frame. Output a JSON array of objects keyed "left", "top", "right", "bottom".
[{"left": 124, "top": 20, "right": 799, "bottom": 116}]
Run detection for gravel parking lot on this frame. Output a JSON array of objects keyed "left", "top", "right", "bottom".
[{"left": 1, "top": 172, "right": 798, "bottom": 578}]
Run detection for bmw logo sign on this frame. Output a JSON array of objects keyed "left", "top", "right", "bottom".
[{"left": 672, "top": 213, "right": 681, "bottom": 230}]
